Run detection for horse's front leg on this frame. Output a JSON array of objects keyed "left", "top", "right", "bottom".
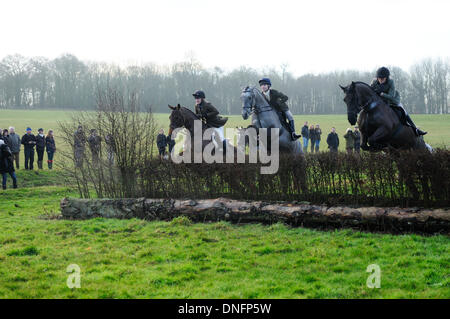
[{"left": 361, "top": 132, "right": 370, "bottom": 151}]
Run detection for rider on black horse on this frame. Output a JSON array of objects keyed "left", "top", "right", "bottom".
[
  {"left": 258, "top": 78, "right": 300, "bottom": 140},
  {"left": 371, "top": 67, "right": 427, "bottom": 136}
]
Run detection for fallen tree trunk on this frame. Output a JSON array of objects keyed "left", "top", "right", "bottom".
[{"left": 60, "top": 197, "right": 450, "bottom": 234}]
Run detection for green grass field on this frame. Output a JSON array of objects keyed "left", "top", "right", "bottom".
[
  {"left": 0, "top": 110, "right": 449, "bottom": 299},
  {"left": 0, "top": 110, "right": 448, "bottom": 160}
]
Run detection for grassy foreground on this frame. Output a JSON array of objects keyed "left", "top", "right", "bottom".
[{"left": 0, "top": 171, "right": 448, "bottom": 298}]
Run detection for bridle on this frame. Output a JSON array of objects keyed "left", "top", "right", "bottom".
[{"left": 243, "top": 87, "right": 273, "bottom": 115}]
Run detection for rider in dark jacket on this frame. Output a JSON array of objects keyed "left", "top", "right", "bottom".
[
  {"left": 193, "top": 90, "right": 229, "bottom": 150},
  {"left": 371, "top": 67, "right": 426, "bottom": 136},
  {"left": 259, "top": 78, "right": 300, "bottom": 140}
]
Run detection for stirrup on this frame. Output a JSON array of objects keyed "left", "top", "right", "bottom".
[
  {"left": 291, "top": 132, "right": 301, "bottom": 140},
  {"left": 416, "top": 128, "right": 427, "bottom": 136}
]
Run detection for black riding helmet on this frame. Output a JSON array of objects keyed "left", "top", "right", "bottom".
[
  {"left": 192, "top": 90, "right": 206, "bottom": 99},
  {"left": 376, "top": 67, "right": 390, "bottom": 79}
]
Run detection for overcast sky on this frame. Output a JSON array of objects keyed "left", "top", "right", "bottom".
[{"left": 1, "top": 0, "right": 449, "bottom": 76}]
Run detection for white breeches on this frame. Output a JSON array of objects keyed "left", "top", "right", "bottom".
[{"left": 213, "top": 126, "right": 225, "bottom": 142}]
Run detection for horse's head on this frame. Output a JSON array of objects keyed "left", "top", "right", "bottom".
[
  {"left": 241, "top": 86, "right": 255, "bottom": 120},
  {"left": 168, "top": 104, "right": 184, "bottom": 137},
  {"left": 340, "top": 82, "right": 361, "bottom": 126}
]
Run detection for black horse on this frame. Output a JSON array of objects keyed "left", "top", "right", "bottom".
[{"left": 340, "top": 81, "right": 431, "bottom": 151}]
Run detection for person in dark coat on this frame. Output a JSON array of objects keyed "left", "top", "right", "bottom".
[
  {"left": 326, "top": 127, "right": 339, "bottom": 152},
  {"left": 21, "top": 127, "right": 36, "bottom": 170},
  {"left": 36, "top": 128, "right": 46, "bottom": 169},
  {"left": 353, "top": 126, "right": 361, "bottom": 154},
  {"left": 88, "top": 129, "right": 101, "bottom": 164},
  {"left": 309, "top": 125, "right": 316, "bottom": 153},
  {"left": 314, "top": 124, "right": 322, "bottom": 152},
  {"left": 0, "top": 139, "right": 17, "bottom": 190},
  {"left": 156, "top": 129, "right": 168, "bottom": 160},
  {"left": 193, "top": 90, "right": 229, "bottom": 150},
  {"left": 371, "top": 66, "right": 426, "bottom": 136},
  {"left": 258, "top": 78, "right": 300, "bottom": 140},
  {"left": 301, "top": 121, "right": 309, "bottom": 152},
  {"left": 45, "top": 130, "right": 56, "bottom": 169},
  {"left": 2, "top": 129, "right": 10, "bottom": 147},
  {"left": 167, "top": 135, "right": 176, "bottom": 155},
  {"left": 8, "top": 127, "right": 21, "bottom": 169}
]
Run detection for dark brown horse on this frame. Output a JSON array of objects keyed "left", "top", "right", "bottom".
[
  {"left": 340, "top": 81, "right": 431, "bottom": 152},
  {"left": 167, "top": 104, "right": 239, "bottom": 160}
]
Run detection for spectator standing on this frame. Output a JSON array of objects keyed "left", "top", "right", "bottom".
[
  {"left": 157, "top": 129, "right": 168, "bottom": 160},
  {"left": 343, "top": 128, "right": 355, "bottom": 154},
  {"left": 0, "top": 139, "right": 17, "bottom": 190},
  {"left": 105, "top": 134, "right": 116, "bottom": 165},
  {"left": 167, "top": 134, "right": 175, "bottom": 155},
  {"left": 326, "top": 127, "right": 339, "bottom": 153},
  {"left": 309, "top": 125, "right": 316, "bottom": 153},
  {"left": 21, "top": 127, "right": 36, "bottom": 170},
  {"left": 36, "top": 128, "right": 46, "bottom": 169},
  {"left": 8, "top": 127, "right": 21, "bottom": 169},
  {"left": 314, "top": 124, "right": 322, "bottom": 152},
  {"left": 354, "top": 126, "right": 361, "bottom": 154},
  {"left": 74, "top": 125, "right": 86, "bottom": 168},
  {"left": 45, "top": 130, "right": 56, "bottom": 169},
  {"left": 2, "top": 129, "right": 10, "bottom": 147},
  {"left": 88, "top": 129, "right": 102, "bottom": 164},
  {"left": 301, "top": 121, "right": 309, "bottom": 153}
]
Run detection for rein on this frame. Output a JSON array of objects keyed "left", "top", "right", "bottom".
[{"left": 248, "top": 88, "right": 273, "bottom": 114}]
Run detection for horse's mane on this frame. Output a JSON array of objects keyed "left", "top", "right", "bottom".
[
  {"left": 353, "top": 81, "right": 376, "bottom": 93},
  {"left": 180, "top": 106, "right": 198, "bottom": 118},
  {"left": 242, "top": 86, "right": 268, "bottom": 103}
]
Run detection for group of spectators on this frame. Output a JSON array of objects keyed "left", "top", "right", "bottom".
[
  {"left": 343, "top": 127, "right": 362, "bottom": 154},
  {"left": 326, "top": 126, "right": 361, "bottom": 153},
  {"left": 73, "top": 126, "right": 117, "bottom": 168},
  {"left": 0, "top": 126, "right": 56, "bottom": 190},
  {"left": 301, "top": 122, "right": 323, "bottom": 153},
  {"left": 299, "top": 122, "right": 362, "bottom": 153}
]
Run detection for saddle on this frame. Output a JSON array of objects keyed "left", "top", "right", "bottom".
[{"left": 390, "top": 104, "right": 407, "bottom": 126}]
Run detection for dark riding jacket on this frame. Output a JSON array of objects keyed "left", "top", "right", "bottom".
[
  {"left": 264, "top": 89, "right": 289, "bottom": 113},
  {"left": 195, "top": 100, "right": 228, "bottom": 128},
  {"left": 370, "top": 78, "right": 400, "bottom": 106}
]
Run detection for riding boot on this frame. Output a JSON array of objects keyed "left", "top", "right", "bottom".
[
  {"left": 406, "top": 114, "right": 427, "bottom": 136},
  {"left": 13, "top": 180, "right": 17, "bottom": 189},
  {"left": 38, "top": 161, "right": 43, "bottom": 169},
  {"left": 2, "top": 185, "right": 6, "bottom": 190},
  {"left": 288, "top": 120, "right": 301, "bottom": 140}
]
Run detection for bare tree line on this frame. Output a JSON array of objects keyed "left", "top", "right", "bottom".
[{"left": 0, "top": 53, "right": 448, "bottom": 114}]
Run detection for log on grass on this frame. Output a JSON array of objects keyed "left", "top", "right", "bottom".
[{"left": 60, "top": 197, "right": 450, "bottom": 234}]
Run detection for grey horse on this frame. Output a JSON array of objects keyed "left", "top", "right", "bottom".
[{"left": 240, "top": 86, "right": 303, "bottom": 155}]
